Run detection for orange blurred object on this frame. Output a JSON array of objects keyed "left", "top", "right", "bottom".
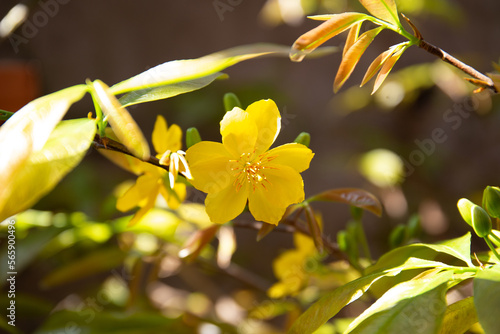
[{"left": 0, "top": 60, "right": 40, "bottom": 113}]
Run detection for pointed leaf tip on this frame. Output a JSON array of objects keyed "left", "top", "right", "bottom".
[{"left": 359, "top": 0, "right": 400, "bottom": 27}]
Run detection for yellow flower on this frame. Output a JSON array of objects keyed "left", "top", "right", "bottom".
[
  {"left": 185, "top": 99, "right": 314, "bottom": 225},
  {"left": 116, "top": 115, "right": 190, "bottom": 226}
]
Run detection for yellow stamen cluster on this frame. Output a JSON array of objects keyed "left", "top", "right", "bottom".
[{"left": 231, "top": 152, "right": 277, "bottom": 192}]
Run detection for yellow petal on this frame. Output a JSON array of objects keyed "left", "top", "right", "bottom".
[
  {"left": 127, "top": 190, "right": 157, "bottom": 227},
  {"left": 159, "top": 182, "right": 186, "bottom": 210},
  {"left": 165, "top": 124, "right": 183, "bottom": 152},
  {"left": 205, "top": 183, "right": 248, "bottom": 224},
  {"left": 152, "top": 115, "right": 168, "bottom": 154},
  {"left": 245, "top": 99, "right": 281, "bottom": 155},
  {"left": 267, "top": 143, "right": 314, "bottom": 172},
  {"left": 248, "top": 166, "right": 305, "bottom": 224},
  {"left": 116, "top": 174, "right": 159, "bottom": 212},
  {"left": 186, "top": 141, "right": 234, "bottom": 193},
  {"left": 220, "top": 107, "right": 258, "bottom": 157}
]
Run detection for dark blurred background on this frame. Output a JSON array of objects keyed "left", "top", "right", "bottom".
[{"left": 1, "top": 0, "right": 500, "bottom": 332}]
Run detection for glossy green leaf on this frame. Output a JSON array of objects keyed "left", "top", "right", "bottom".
[
  {"left": 345, "top": 270, "right": 452, "bottom": 334},
  {"left": 307, "top": 188, "right": 382, "bottom": 217},
  {"left": 110, "top": 44, "right": 290, "bottom": 94},
  {"left": 474, "top": 264, "right": 500, "bottom": 334},
  {"left": 118, "top": 72, "right": 226, "bottom": 107},
  {"left": 91, "top": 80, "right": 150, "bottom": 161},
  {"left": 334, "top": 27, "right": 384, "bottom": 93},
  {"left": 0, "top": 118, "right": 96, "bottom": 221},
  {"left": 439, "top": 297, "right": 477, "bottom": 334},
  {"left": 288, "top": 257, "right": 446, "bottom": 334},
  {"left": 0, "top": 85, "right": 87, "bottom": 219},
  {"left": 367, "top": 233, "right": 473, "bottom": 274},
  {"left": 290, "top": 13, "right": 369, "bottom": 62},
  {"left": 359, "top": 0, "right": 400, "bottom": 27},
  {"left": 41, "top": 246, "right": 127, "bottom": 288}
]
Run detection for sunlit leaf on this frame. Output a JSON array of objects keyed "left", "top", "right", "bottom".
[
  {"left": 0, "top": 118, "right": 96, "bottom": 222},
  {"left": 91, "top": 79, "right": 150, "bottom": 161},
  {"left": 372, "top": 44, "right": 408, "bottom": 94},
  {"left": 345, "top": 270, "right": 452, "bottom": 334},
  {"left": 110, "top": 44, "right": 290, "bottom": 94},
  {"left": 474, "top": 264, "right": 500, "bottom": 334},
  {"left": 288, "top": 257, "right": 445, "bottom": 334},
  {"left": 0, "top": 85, "right": 87, "bottom": 218},
  {"left": 359, "top": 0, "right": 400, "bottom": 27},
  {"left": 366, "top": 233, "right": 473, "bottom": 274},
  {"left": 118, "top": 72, "right": 227, "bottom": 107},
  {"left": 334, "top": 27, "right": 384, "bottom": 93},
  {"left": 41, "top": 246, "right": 127, "bottom": 288},
  {"left": 343, "top": 22, "right": 362, "bottom": 57},
  {"left": 361, "top": 49, "right": 393, "bottom": 87},
  {"left": 439, "top": 297, "right": 478, "bottom": 334},
  {"left": 308, "top": 188, "right": 382, "bottom": 217},
  {"left": 290, "top": 13, "right": 369, "bottom": 62}
]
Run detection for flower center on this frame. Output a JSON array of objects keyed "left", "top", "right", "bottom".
[{"left": 231, "top": 152, "right": 277, "bottom": 192}]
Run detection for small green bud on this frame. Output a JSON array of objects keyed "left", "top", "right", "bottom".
[
  {"left": 457, "top": 198, "right": 475, "bottom": 227},
  {"left": 389, "top": 224, "right": 406, "bottom": 249},
  {"left": 293, "top": 132, "right": 311, "bottom": 147},
  {"left": 223, "top": 92, "right": 242, "bottom": 111},
  {"left": 406, "top": 214, "right": 420, "bottom": 239},
  {"left": 337, "top": 230, "right": 349, "bottom": 253},
  {"left": 186, "top": 127, "right": 201, "bottom": 149},
  {"left": 483, "top": 186, "right": 500, "bottom": 219},
  {"left": 471, "top": 205, "right": 492, "bottom": 238}
]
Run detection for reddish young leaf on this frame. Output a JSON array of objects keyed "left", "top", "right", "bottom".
[
  {"left": 290, "top": 13, "right": 369, "bottom": 61},
  {"left": 343, "top": 22, "right": 363, "bottom": 57},
  {"left": 359, "top": 0, "right": 400, "bottom": 27},
  {"left": 178, "top": 224, "right": 220, "bottom": 262},
  {"left": 334, "top": 27, "right": 383, "bottom": 93},
  {"left": 308, "top": 188, "right": 383, "bottom": 217},
  {"left": 372, "top": 44, "right": 408, "bottom": 93},
  {"left": 360, "top": 48, "right": 394, "bottom": 87}
]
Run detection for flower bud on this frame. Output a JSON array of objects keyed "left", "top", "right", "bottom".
[
  {"left": 223, "top": 92, "right": 242, "bottom": 111},
  {"left": 483, "top": 186, "right": 500, "bottom": 219},
  {"left": 293, "top": 132, "right": 311, "bottom": 147},
  {"left": 389, "top": 224, "right": 406, "bottom": 249},
  {"left": 471, "top": 205, "right": 492, "bottom": 238},
  {"left": 186, "top": 127, "right": 201, "bottom": 149},
  {"left": 457, "top": 198, "right": 475, "bottom": 227}
]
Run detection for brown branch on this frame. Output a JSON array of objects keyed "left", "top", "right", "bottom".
[
  {"left": 92, "top": 134, "right": 169, "bottom": 171},
  {"left": 418, "top": 39, "right": 497, "bottom": 93}
]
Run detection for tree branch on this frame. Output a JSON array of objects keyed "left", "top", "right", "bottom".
[
  {"left": 92, "top": 134, "right": 169, "bottom": 171},
  {"left": 418, "top": 39, "right": 497, "bottom": 93}
]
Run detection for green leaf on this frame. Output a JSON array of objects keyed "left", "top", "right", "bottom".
[
  {"left": 91, "top": 80, "right": 150, "bottom": 160},
  {"left": 439, "top": 297, "right": 478, "bottom": 334},
  {"left": 288, "top": 258, "right": 446, "bottom": 334},
  {"left": 41, "top": 246, "right": 127, "bottom": 288},
  {"left": 0, "top": 118, "right": 96, "bottom": 221},
  {"left": 367, "top": 233, "right": 473, "bottom": 274},
  {"left": 110, "top": 43, "right": 290, "bottom": 94},
  {"left": 290, "top": 13, "right": 370, "bottom": 61},
  {"left": 119, "top": 72, "right": 226, "bottom": 107},
  {"left": 359, "top": 0, "right": 400, "bottom": 27},
  {"left": 0, "top": 85, "right": 87, "bottom": 219},
  {"left": 307, "top": 188, "right": 383, "bottom": 217},
  {"left": 474, "top": 264, "right": 500, "bottom": 334},
  {"left": 345, "top": 270, "right": 452, "bottom": 334}
]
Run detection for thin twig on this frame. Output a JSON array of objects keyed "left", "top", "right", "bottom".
[
  {"left": 92, "top": 134, "right": 169, "bottom": 171},
  {"left": 418, "top": 39, "right": 497, "bottom": 93}
]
